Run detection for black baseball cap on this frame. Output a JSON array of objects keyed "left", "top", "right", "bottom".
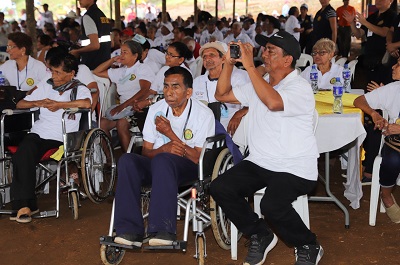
[{"left": 255, "top": 30, "right": 301, "bottom": 61}]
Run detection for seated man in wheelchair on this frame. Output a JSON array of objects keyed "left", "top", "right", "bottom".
[
  {"left": 113, "top": 66, "right": 214, "bottom": 247},
  {"left": 9, "top": 53, "right": 92, "bottom": 223}
]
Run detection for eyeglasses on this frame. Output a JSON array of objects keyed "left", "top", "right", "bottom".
[
  {"left": 165, "top": 51, "right": 181, "bottom": 58},
  {"left": 311, "top": 51, "right": 328, "bottom": 56},
  {"left": 6, "top": 45, "right": 17, "bottom": 50}
]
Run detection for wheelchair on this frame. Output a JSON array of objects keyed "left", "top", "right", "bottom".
[
  {"left": 0, "top": 107, "right": 116, "bottom": 220},
  {"left": 99, "top": 132, "right": 241, "bottom": 265}
]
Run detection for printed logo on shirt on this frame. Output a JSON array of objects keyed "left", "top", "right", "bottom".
[
  {"left": 184, "top": 129, "right": 193, "bottom": 140},
  {"left": 330, "top": 77, "right": 336, "bottom": 84},
  {"left": 129, "top": 74, "right": 136, "bottom": 81},
  {"left": 317, "top": 16, "right": 321, "bottom": 21},
  {"left": 26, "top": 78, "right": 34, "bottom": 86},
  {"left": 378, "top": 20, "right": 383, "bottom": 26},
  {"left": 100, "top": 17, "right": 109, "bottom": 23}
]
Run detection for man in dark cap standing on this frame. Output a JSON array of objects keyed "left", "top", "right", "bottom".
[{"left": 210, "top": 31, "right": 323, "bottom": 265}]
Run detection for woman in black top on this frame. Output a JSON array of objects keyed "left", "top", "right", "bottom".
[{"left": 306, "top": 0, "right": 337, "bottom": 54}]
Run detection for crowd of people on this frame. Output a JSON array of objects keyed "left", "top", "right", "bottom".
[{"left": 0, "top": 0, "right": 400, "bottom": 264}]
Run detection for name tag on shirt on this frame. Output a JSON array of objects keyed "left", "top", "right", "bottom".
[{"left": 367, "top": 29, "right": 373, "bottom": 37}]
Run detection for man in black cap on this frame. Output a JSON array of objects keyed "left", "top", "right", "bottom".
[{"left": 210, "top": 31, "right": 323, "bottom": 265}]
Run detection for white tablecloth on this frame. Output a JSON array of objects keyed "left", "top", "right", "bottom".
[{"left": 315, "top": 113, "right": 366, "bottom": 209}]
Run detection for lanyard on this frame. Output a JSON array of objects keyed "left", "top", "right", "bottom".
[
  {"left": 166, "top": 99, "right": 192, "bottom": 140},
  {"left": 16, "top": 63, "right": 28, "bottom": 91},
  {"left": 205, "top": 76, "right": 217, "bottom": 102}
]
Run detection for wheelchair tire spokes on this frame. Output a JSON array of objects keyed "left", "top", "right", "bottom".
[
  {"left": 100, "top": 242, "right": 126, "bottom": 265},
  {"left": 81, "top": 128, "right": 116, "bottom": 203}
]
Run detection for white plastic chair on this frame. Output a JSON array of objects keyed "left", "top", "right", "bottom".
[
  {"left": 230, "top": 109, "right": 318, "bottom": 260},
  {"left": 335, "top": 57, "right": 348, "bottom": 67},
  {"left": 92, "top": 74, "right": 117, "bottom": 123},
  {"left": 295, "top": 53, "right": 313, "bottom": 69},
  {"left": 347, "top": 59, "right": 358, "bottom": 82},
  {"left": 0, "top": 52, "right": 10, "bottom": 63},
  {"left": 369, "top": 111, "right": 400, "bottom": 226}
]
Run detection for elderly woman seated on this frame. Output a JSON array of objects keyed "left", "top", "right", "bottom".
[
  {"left": 301, "top": 38, "right": 347, "bottom": 91},
  {"left": 353, "top": 58, "right": 400, "bottom": 223},
  {"left": 10, "top": 53, "right": 92, "bottom": 223},
  {"left": 93, "top": 40, "right": 155, "bottom": 153}
]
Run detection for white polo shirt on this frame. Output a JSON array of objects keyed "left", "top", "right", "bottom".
[
  {"left": 364, "top": 81, "right": 400, "bottom": 123},
  {"left": 107, "top": 61, "right": 155, "bottom": 104},
  {"left": 150, "top": 64, "right": 192, "bottom": 94},
  {"left": 200, "top": 30, "right": 224, "bottom": 46},
  {"left": 0, "top": 56, "right": 46, "bottom": 91},
  {"left": 143, "top": 98, "right": 215, "bottom": 149},
  {"left": 24, "top": 81, "right": 92, "bottom": 142},
  {"left": 192, "top": 67, "right": 251, "bottom": 129},
  {"left": 301, "top": 63, "right": 347, "bottom": 91},
  {"left": 285, "top": 15, "right": 301, "bottom": 41},
  {"left": 147, "top": 48, "right": 166, "bottom": 69},
  {"left": 233, "top": 70, "right": 319, "bottom": 181}
]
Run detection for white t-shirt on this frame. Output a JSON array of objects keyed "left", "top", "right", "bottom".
[
  {"left": 192, "top": 68, "right": 251, "bottom": 129},
  {"left": 200, "top": 30, "right": 224, "bottom": 46},
  {"left": 147, "top": 48, "right": 166, "bottom": 69},
  {"left": 301, "top": 63, "right": 347, "bottom": 91},
  {"left": 153, "top": 33, "right": 174, "bottom": 48},
  {"left": 150, "top": 64, "right": 192, "bottom": 94},
  {"left": 143, "top": 56, "right": 161, "bottom": 75},
  {"left": 364, "top": 81, "right": 400, "bottom": 123},
  {"left": 0, "top": 56, "right": 46, "bottom": 91},
  {"left": 223, "top": 32, "right": 255, "bottom": 47},
  {"left": 233, "top": 70, "right": 319, "bottom": 181},
  {"left": 24, "top": 81, "right": 92, "bottom": 142},
  {"left": 285, "top": 15, "right": 301, "bottom": 41},
  {"left": 143, "top": 98, "right": 215, "bottom": 149},
  {"left": 108, "top": 62, "right": 154, "bottom": 104}
]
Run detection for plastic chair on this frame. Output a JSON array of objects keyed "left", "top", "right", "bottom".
[
  {"left": 369, "top": 111, "right": 400, "bottom": 226},
  {"left": 295, "top": 53, "right": 313, "bottom": 69},
  {"left": 347, "top": 59, "right": 358, "bottom": 82},
  {"left": 0, "top": 52, "right": 10, "bottom": 63},
  {"left": 335, "top": 57, "right": 348, "bottom": 67}
]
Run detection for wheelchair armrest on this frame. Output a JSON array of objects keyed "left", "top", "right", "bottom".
[
  {"left": 63, "top": 108, "right": 91, "bottom": 115},
  {"left": 206, "top": 134, "right": 226, "bottom": 144},
  {"left": 2, "top": 107, "right": 38, "bottom": 116}
]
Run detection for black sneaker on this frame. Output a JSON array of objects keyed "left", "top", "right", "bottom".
[
  {"left": 294, "top": 244, "right": 324, "bottom": 265},
  {"left": 243, "top": 233, "right": 278, "bottom": 265},
  {"left": 114, "top": 233, "right": 143, "bottom": 247},
  {"left": 148, "top": 231, "right": 177, "bottom": 246}
]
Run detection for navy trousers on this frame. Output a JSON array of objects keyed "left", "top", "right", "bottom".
[{"left": 114, "top": 152, "right": 198, "bottom": 236}]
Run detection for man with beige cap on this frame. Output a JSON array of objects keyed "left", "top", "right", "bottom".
[{"left": 192, "top": 41, "right": 250, "bottom": 135}]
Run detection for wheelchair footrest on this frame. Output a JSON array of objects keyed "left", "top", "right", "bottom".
[
  {"left": 0, "top": 209, "right": 17, "bottom": 215},
  {"left": 99, "top": 236, "right": 141, "bottom": 250},
  {"left": 144, "top": 241, "right": 187, "bottom": 251}
]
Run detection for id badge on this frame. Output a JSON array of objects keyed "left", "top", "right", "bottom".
[{"left": 367, "top": 29, "right": 373, "bottom": 37}]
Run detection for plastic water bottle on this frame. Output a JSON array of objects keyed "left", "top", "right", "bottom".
[
  {"left": 0, "top": 71, "right": 7, "bottom": 86},
  {"left": 333, "top": 77, "right": 344, "bottom": 114},
  {"left": 310, "top": 65, "right": 318, "bottom": 93},
  {"left": 342, "top": 64, "right": 351, "bottom": 93}
]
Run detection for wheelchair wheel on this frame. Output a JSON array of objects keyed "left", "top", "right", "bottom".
[
  {"left": 210, "top": 148, "right": 242, "bottom": 250},
  {"left": 70, "top": 191, "right": 79, "bottom": 220},
  {"left": 100, "top": 244, "right": 125, "bottom": 265},
  {"left": 196, "top": 236, "right": 205, "bottom": 265},
  {"left": 81, "top": 128, "right": 116, "bottom": 203}
]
